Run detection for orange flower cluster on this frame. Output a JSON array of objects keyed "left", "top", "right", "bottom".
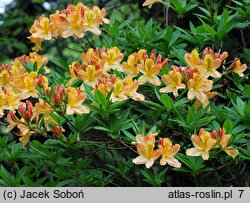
[
  {"left": 132, "top": 128, "right": 239, "bottom": 168},
  {"left": 28, "top": 3, "right": 109, "bottom": 51},
  {"left": 68, "top": 47, "right": 168, "bottom": 102},
  {"left": 186, "top": 128, "right": 238, "bottom": 160},
  {"left": 5, "top": 83, "right": 89, "bottom": 146},
  {"left": 160, "top": 48, "right": 247, "bottom": 108},
  {"left": 132, "top": 132, "right": 181, "bottom": 169},
  {"left": 0, "top": 52, "right": 48, "bottom": 117}
]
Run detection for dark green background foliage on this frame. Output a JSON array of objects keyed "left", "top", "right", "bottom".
[{"left": 0, "top": 0, "right": 250, "bottom": 186}]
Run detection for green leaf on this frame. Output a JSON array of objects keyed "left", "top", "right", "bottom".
[{"left": 223, "top": 119, "right": 233, "bottom": 134}]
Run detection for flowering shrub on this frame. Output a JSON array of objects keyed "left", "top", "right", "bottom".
[{"left": 0, "top": 1, "right": 249, "bottom": 186}]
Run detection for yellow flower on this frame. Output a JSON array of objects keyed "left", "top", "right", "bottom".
[
  {"left": 138, "top": 59, "right": 162, "bottom": 86},
  {"left": 10, "top": 72, "right": 39, "bottom": 99},
  {"left": 199, "top": 54, "right": 222, "bottom": 78},
  {"left": 230, "top": 59, "right": 247, "bottom": 77},
  {"left": 212, "top": 128, "right": 238, "bottom": 158},
  {"left": 30, "top": 15, "right": 52, "bottom": 40},
  {"left": 110, "top": 78, "right": 127, "bottom": 102},
  {"left": 122, "top": 53, "right": 139, "bottom": 77},
  {"left": 158, "top": 138, "right": 181, "bottom": 168},
  {"left": 34, "top": 99, "right": 55, "bottom": 129},
  {"left": 187, "top": 73, "right": 213, "bottom": 105},
  {"left": 124, "top": 76, "right": 145, "bottom": 101},
  {"left": 66, "top": 87, "right": 90, "bottom": 115},
  {"left": 132, "top": 132, "right": 161, "bottom": 169},
  {"left": 18, "top": 124, "right": 36, "bottom": 147},
  {"left": 160, "top": 71, "right": 186, "bottom": 97},
  {"left": 143, "top": 0, "right": 161, "bottom": 8},
  {"left": 186, "top": 129, "right": 217, "bottom": 160},
  {"left": 101, "top": 47, "right": 124, "bottom": 72},
  {"left": 80, "top": 65, "right": 103, "bottom": 88},
  {"left": 194, "top": 91, "right": 217, "bottom": 109},
  {"left": 185, "top": 49, "right": 200, "bottom": 68}
]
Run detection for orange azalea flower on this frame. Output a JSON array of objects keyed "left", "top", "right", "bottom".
[
  {"left": 194, "top": 91, "right": 217, "bottom": 109},
  {"left": 132, "top": 132, "right": 161, "bottom": 169},
  {"left": 29, "top": 15, "right": 52, "bottom": 40},
  {"left": 17, "top": 124, "right": 36, "bottom": 147},
  {"left": 94, "top": 75, "right": 116, "bottom": 96},
  {"left": 0, "top": 88, "right": 22, "bottom": 117},
  {"left": 143, "top": 0, "right": 161, "bottom": 8},
  {"left": 122, "top": 53, "right": 139, "bottom": 77},
  {"left": 186, "top": 129, "right": 217, "bottom": 160},
  {"left": 65, "top": 87, "right": 90, "bottom": 115},
  {"left": 158, "top": 138, "right": 181, "bottom": 168},
  {"left": 160, "top": 71, "right": 186, "bottom": 97},
  {"left": 212, "top": 128, "right": 238, "bottom": 158},
  {"left": 124, "top": 76, "right": 145, "bottom": 101},
  {"left": 185, "top": 49, "right": 200, "bottom": 68},
  {"left": 84, "top": 6, "right": 109, "bottom": 35},
  {"left": 0, "top": 65, "right": 11, "bottom": 87},
  {"left": 101, "top": 47, "right": 124, "bottom": 72},
  {"left": 199, "top": 54, "right": 222, "bottom": 78},
  {"left": 34, "top": 99, "right": 55, "bottom": 129},
  {"left": 61, "top": 4, "right": 86, "bottom": 38},
  {"left": 10, "top": 71, "right": 39, "bottom": 99},
  {"left": 6, "top": 111, "right": 21, "bottom": 131},
  {"left": 76, "top": 64, "right": 103, "bottom": 88},
  {"left": 28, "top": 4, "right": 109, "bottom": 50},
  {"left": 138, "top": 59, "right": 162, "bottom": 86},
  {"left": 230, "top": 58, "right": 247, "bottom": 77},
  {"left": 187, "top": 73, "right": 213, "bottom": 105},
  {"left": 110, "top": 78, "right": 127, "bottom": 102}
]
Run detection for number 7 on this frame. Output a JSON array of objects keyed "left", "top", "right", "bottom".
[{"left": 238, "top": 190, "right": 244, "bottom": 198}]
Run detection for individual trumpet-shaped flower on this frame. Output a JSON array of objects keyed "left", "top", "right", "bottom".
[
  {"left": 194, "top": 91, "right": 217, "bottom": 109},
  {"left": 132, "top": 133, "right": 161, "bottom": 169},
  {"left": 81, "top": 65, "right": 103, "bottom": 87},
  {"left": 61, "top": 4, "right": 87, "bottom": 38},
  {"left": 34, "top": 99, "right": 55, "bottom": 129},
  {"left": 65, "top": 87, "right": 90, "bottom": 115},
  {"left": 101, "top": 47, "right": 124, "bottom": 72},
  {"left": 211, "top": 128, "right": 238, "bottom": 158},
  {"left": 143, "top": 0, "right": 161, "bottom": 8},
  {"left": 230, "top": 58, "right": 247, "bottom": 77},
  {"left": 6, "top": 110, "right": 21, "bottom": 131},
  {"left": 0, "top": 88, "right": 22, "bottom": 117},
  {"left": 187, "top": 73, "right": 213, "bottom": 105},
  {"left": 29, "top": 15, "right": 52, "bottom": 40},
  {"left": 160, "top": 71, "right": 186, "bottom": 97},
  {"left": 138, "top": 59, "right": 162, "bottom": 86},
  {"left": 185, "top": 49, "right": 200, "bottom": 68},
  {"left": 199, "top": 54, "right": 222, "bottom": 78},
  {"left": 83, "top": 6, "right": 110, "bottom": 35},
  {"left": 186, "top": 129, "right": 217, "bottom": 160},
  {"left": 122, "top": 53, "right": 139, "bottom": 77},
  {"left": 17, "top": 124, "right": 36, "bottom": 147},
  {"left": 10, "top": 71, "right": 40, "bottom": 99},
  {"left": 110, "top": 78, "right": 127, "bottom": 102},
  {"left": 124, "top": 76, "right": 144, "bottom": 101},
  {"left": 158, "top": 138, "right": 181, "bottom": 168}
]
